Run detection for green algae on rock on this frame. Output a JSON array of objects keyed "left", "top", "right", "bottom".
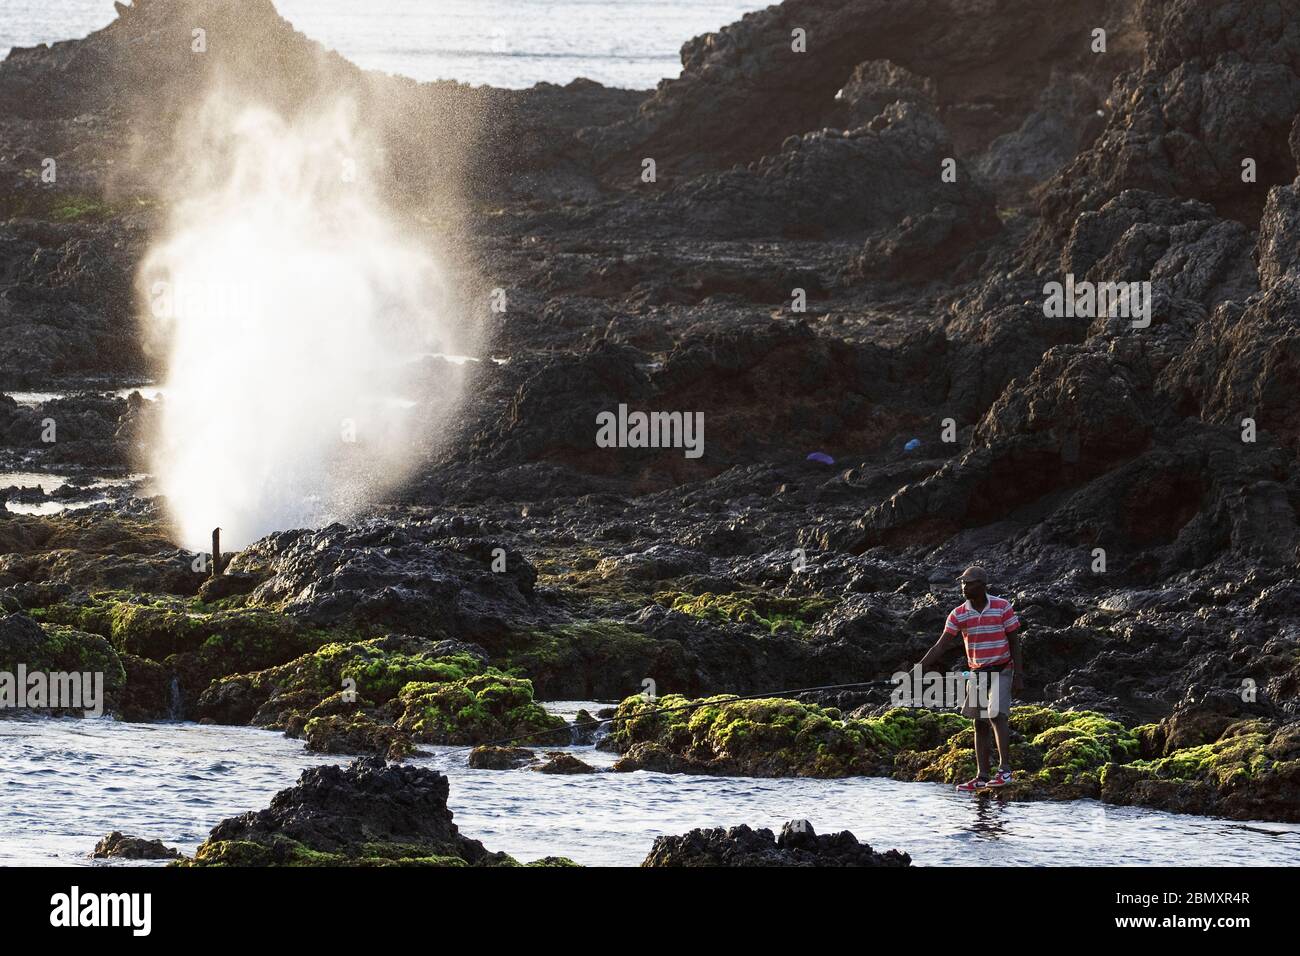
[
  {"left": 1100, "top": 720, "right": 1300, "bottom": 821},
  {"left": 504, "top": 620, "right": 693, "bottom": 700},
  {"left": 194, "top": 634, "right": 478, "bottom": 727},
  {"left": 395, "top": 673, "right": 568, "bottom": 746},
  {"left": 0, "top": 613, "right": 126, "bottom": 715},
  {"left": 604, "top": 694, "right": 1300, "bottom": 821},
  {"left": 607, "top": 693, "right": 900, "bottom": 777},
  {"left": 303, "top": 712, "right": 417, "bottom": 760},
  {"left": 195, "top": 633, "right": 565, "bottom": 751},
  {"left": 654, "top": 589, "right": 835, "bottom": 635},
  {"left": 179, "top": 756, "right": 579, "bottom": 868}
]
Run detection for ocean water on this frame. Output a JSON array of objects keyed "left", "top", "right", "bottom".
[
  {"left": 0, "top": 0, "right": 766, "bottom": 89},
  {"left": 3, "top": 714, "right": 1298, "bottom": 867}
]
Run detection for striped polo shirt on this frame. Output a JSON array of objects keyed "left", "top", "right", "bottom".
[{"left": 944, "top": 594, "right": 1020, "bottom": 670}]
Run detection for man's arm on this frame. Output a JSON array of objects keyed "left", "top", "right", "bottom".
[
  {"left": 919, "top": 629, "right": 960, "bottom": 671},
  {"left": 1004, "top": 605, "right": 1025, "bottom": 689}
]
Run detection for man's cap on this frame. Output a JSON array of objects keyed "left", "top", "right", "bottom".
[{"left": 957, "top": 565, "right": 988, "bottom": 583}]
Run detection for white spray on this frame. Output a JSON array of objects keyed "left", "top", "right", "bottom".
[{"left": 142, "top": 92, "right": 456, "bottom": 550}]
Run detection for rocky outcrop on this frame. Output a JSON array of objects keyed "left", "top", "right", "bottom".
[
  {"left": 0, "top": 612, "right": 125, "bottom": 716},
  {"left": 533, "top": 752, "right": 598, "bottom": 774},
  {"left": 606, "top": 695, "right": 1300, "bottom": 822},
  {"left": 468, "top": 745, "right": 536, "bottom": 770},
  {"left": 302, "top": 713, "right": 418, "bottom": 761},
  {"left": 186, "top": 756, "right": 573, "bottom": 866},
  {"left": 641, "top": 821, "right": 912, "bottom": 867},
  {"left": 228, "top": 523, "right": 540, "bottom": 638},
  {"left": 1037, "top": 0, "right": 1300, "bottom": 239},
  {"left": 623, "top": 102, "right": 1000, "bottom": 263},
  {"left": 192, "top": 632, "right": 567, "bottom": 750},
  {"left": 586, "top": 0, "right": 1137, "bottom": 180},
  {"left": 91, "top": 831, "right": 179, "bottom": 860}
]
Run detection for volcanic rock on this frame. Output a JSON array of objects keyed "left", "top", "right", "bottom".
[
  {"left": 641, "top": 821, "right": 912, "bottom": 867},
  {"left": 92, "top": 831, "right": 179, "bottom": 860}
]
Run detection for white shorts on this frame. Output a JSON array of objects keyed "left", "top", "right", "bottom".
[{"left": 961, "top": 669, "right": 1011, "bottom": 719}]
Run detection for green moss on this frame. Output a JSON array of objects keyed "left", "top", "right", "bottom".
[
  {"left": 1009, "top": 705, "right": 1074, "bottom": 737},
  {"left": 1117, "top": 729, "right": 1273, "bottom": 786},
  {"left": 503, "top": 619, "right": 692, "bottom": 699},
  {"left": 0, "top": 191, "right": 125, "bottom": 223},
  {"left": 48, "top": 195, "right": 117, "bottom": 222},
  {"left": 196, "top": 635, "right": 485, "bottom": 730},
  {"left": 181, "top": 837, "right": 475, "bottom": 867},
  {"left": 654, "top": 589, "right": 834, "bottom": 635},
  {"left": 34, "top": 593, "right": 334, "bottom": 670},
  {"left": 0, "top": 622, "right": 127, "bottom": 713},
  {"left": 606, "top": 693, "right": 890, "bottom": 777},
  {"left": 340, "top": 651, "right": 483, "bottom": 703},
  {"left": 1032, "top": 714, "right": 1139, "bottom": 772},
  {"left": 856, "top": 708, "right": 967, "bottom": 752},
  {"left": 395, "top": 672, "right": 567, "bottom": 746}
]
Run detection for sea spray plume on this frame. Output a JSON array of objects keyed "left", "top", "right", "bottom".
[{"left": 141, "top": 90, "right": 458, "bottom": 551}]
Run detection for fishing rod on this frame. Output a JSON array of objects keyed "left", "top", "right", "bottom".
[{"left": 454, "top": 679, "right": 900, "bottom": 753}]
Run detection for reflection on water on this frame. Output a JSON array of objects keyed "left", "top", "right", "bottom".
[{"left": 1, "top": 715, "right": 1297, "bottom": 867}]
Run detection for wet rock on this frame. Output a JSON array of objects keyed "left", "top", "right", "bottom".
[
  {"left": 597, "top": 544, "right": 710, "bottom": 581},
  {"left": 117, "top": 653, "right": 173, "bottom": 721},
  {"left": 468, "top": 745, "right": 536, "bottom": 770},
  {"left": 1101, "top": 719, "right": 1300, "bottom": 823},
  {"left": 194, "top": 634, "right": 504, "bottom": 739},
  {"left": 188, "top": 757, "right": 516, "bottom": 866},
  {"left": 609, "top": 695, "right": 1300, "bottom": 823},
  {"left": 92, "top": 831, "right": 179, "bottom": 860},
  {"left": 571, "top": 708, "right": 603, "bottom": 745},
  {"left": 534, "top": 752, "right": 598, "bottom": 774},
  {"left": 395, "top": 673, "right": 569, "bottom": 746},
  {"left": 641, "top": 821, "right": 911, "bottom": 867},
  {"left": 0, "top": 612, "right": 125, "bottom": 716},
  {"left": 303, "top": 713, "right": 418, "bottom": 761}
]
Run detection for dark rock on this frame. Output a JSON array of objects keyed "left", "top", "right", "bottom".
[
  {"left": 91, "top": 831, "right": 179, "bottom": 860},
  {"left": 641, "top": 821, "right": 912, "bottom": 867},
  {"left": 192, "top": 757, "right": 509, "bottom": 865},
  {"left": 302, "top": 713, "right": 417, "bottom": 761},
  {"left": 468, "top": 745, "right": 536, "bottom": 770},
  {"left": 534, "top": 752, "right": 598, "bottom": 774}
]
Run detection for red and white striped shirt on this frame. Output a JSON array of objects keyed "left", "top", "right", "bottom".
[{"left": 944, "top": 595, "right": 1020, "bottom": 670}]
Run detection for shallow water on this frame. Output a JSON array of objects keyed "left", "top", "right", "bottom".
[
  {"left": 1, "top": 387, "right": 162, "bottom": 407},
  {"left": 2, "top": 712, "right": 1297, "bottom": 867},
  {"left": 0, "top": 474, "right": 146, "bottom": 515},
  {"left": 0, "top": 0, "right": 766, "bottom": 89}
]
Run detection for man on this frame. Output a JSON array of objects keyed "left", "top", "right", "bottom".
[{"left": 917, "top": 565, "right": 1023, "bottom": 791}]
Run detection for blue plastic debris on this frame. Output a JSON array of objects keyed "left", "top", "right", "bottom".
[
  {"left": 904, "top": 438, "right": 922, "bottom": 453},
  {"left": 806, "top": 452, "right": 835, "bottom": 465}
]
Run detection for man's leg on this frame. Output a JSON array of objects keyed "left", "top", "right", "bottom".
[
  {"left": 972, "top": 718, "right": 993, "bottom": 778},
  {"left": 990, "top": 712, "right": 1013, "bottom": 771}
]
